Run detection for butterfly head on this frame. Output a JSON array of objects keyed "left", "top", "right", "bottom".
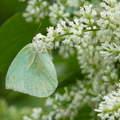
[{"left": 32, "top": 33, "right": 46, "bottom": 53}]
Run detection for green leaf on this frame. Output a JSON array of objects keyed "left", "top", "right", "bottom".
[
  {"left": 53, "top": 50, "right": 84, "bottom": 88},
  {"left": 0, "top": 98, "right": 32, "bottom": 120},
  {"left": 0, "top": 13, "right": 33, "bottom": 72},
  {"left": 58, "top": 68, "right": 83, "bottom": 88},
  {"left": 75, "top": 104, "right": 92, "bottom": 120},
  {"left": 0, "top": 0, "right": 27, "bottom": 26}
]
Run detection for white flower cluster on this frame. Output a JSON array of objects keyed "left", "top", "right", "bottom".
[
  {"left": 100, "top": 42, "right": 120, "bottom": 61},
  {"left": 44, "top": 87, "right": 82, "bottom": 120},
  {"left": 76, "top": 44, "right": 118, "bottom": 85},
  {"left": 95, "top": 83, "right": 120, "bottom": 120},
  {"left": 33, "top": 3, "right": 98, "bottom": 56},
  {"left": 23, "top": 0, "right": 48, "bottom": 22},
  {"left": 23, "top": 108, "right": 42, "bottom": 120},
  {"left": 23, "top": 116, "right": 32, "bottom": 120},
  {"left": 32, "top": 33, "right": 47, "bottom": 53},
  {"left": 20, "top": 0, "right": 98, "bottom": 25},
  {"left": 19, "top": 0, "right": 26, "bottom": 2},
  {"left": 49, "top": 3, "right": 70, "bottom": 25},
  {"left": 66, "top": 0, "right": 88, "bottom": 8},
  {"left": 96, "top": 0, "right": 120, "bottom": 61}
]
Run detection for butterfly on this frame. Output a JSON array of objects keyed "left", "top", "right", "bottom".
[{"left": 6, "top": 43, "right": 58, "bottom": 97}]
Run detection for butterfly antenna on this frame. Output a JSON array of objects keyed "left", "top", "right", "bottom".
[
  {"left": 36, "top": 22, "right": 42, "bottom": 34},
  {"left": 24, "top": 19, "right": 34, "bottom": 37}
]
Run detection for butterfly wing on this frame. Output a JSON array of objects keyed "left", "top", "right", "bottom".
[
  {"left": 6, "top": 43, "right": 58, "bottom": 97},
  {"left": 33, "top": 50, "right": 58, "bottom": 97}
]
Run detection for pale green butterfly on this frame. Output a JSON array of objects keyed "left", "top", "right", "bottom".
[{"left": 6, "top": 42, "right": 58, "bottom": 97}]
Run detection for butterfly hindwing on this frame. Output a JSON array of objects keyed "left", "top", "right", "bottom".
[{"left": 34, "top": 50, "right": 58, "bottom": 96}]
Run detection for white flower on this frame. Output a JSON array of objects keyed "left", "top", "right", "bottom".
[
  {"left": 32, "top": 33, "right": 47, "bottom": 52},
  {"left": 49, "top": 3, "right": 70, "bottom": 25},
  {"left": 97, "top": 19, "right": 109, "bottom": 29},
  {"left": 31, "top": 108, "right": 42, "bottom": 119},
  {"left": 66, "top": 0, "right": 81, "bottom": 8},
  {"left": 55, "top": 113, "right": 61, "bottom": 120},
  {"left": 95, "top": 84, "right": 120, "bottom": 120},
  {"left": 46, "top": 97, "right": 53, "bottom": 106},
  {"left": 100, "top": 42, "right": 120, "bottom": 61},
  {"left": 19, "top": 0, "right": 26, "bottom": 2},
  {"left": 23, "top": 0, "right": 48, "bottom": 22},
  {"left": 80, "top": 4, "right": 97, "bottom": 19},
  {"left": 23, "top": 116, "right": 32, "bottom": 120}
]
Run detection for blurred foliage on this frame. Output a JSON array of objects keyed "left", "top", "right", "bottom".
[
  {"left": 0, "top": 0, "right": 26, "bottom": 26},
  {"left": 0, "top": 99, "right": 32, "bottom": 120}
]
